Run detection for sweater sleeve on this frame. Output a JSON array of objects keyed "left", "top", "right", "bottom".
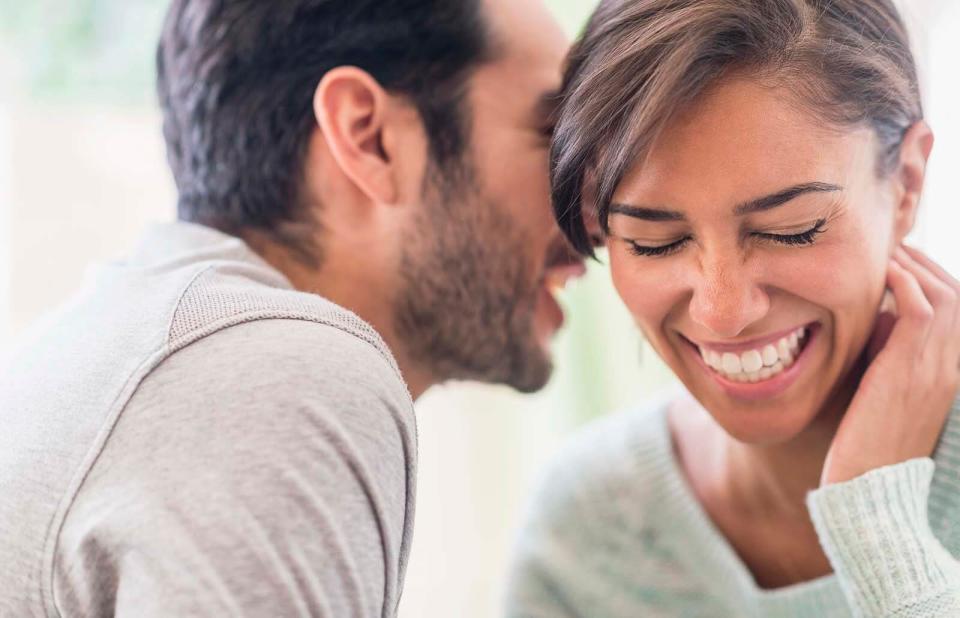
[
  {"left": 807, "top": 458, "right": 960, "bottom": 618},
  {"left": 53, "top": 319, "right": 416, "bottom": 618}
]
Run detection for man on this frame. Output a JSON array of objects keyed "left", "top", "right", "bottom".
[{"left": 0, "top": 0, "right": 588, "bottom": 616}]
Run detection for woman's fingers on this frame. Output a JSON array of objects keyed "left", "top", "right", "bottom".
[
  {"left": 825, "top": 247, "right": 960, "bottom": 485},
  {"left": 893, "top": 247, "right": 960, "bottom": 373},
  {"left": 894, "top": 247, "right": 957, "bottom": 310},
  {"left": 882, "top": 258, "right": 934, "bottom": 356},
  {"left": 899, "top": 245, "right": 960, "bottom": 364},
  {"left": 901, "top": 244, "right": 960, "bottom": 291}
]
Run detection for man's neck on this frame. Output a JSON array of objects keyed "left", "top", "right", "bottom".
[{"left": 244, "top": 232, "right": 434, "bottom": 400}]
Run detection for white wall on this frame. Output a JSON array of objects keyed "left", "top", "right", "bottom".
[
  {"left": 916, "top": 0, "right": 960, "bottom": 272},
  {"left": 0, "top": 104, "right": 10, "bottom": 346}
]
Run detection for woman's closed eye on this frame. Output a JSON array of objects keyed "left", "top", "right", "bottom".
[
  {"left": 622, "top": 219, "right": 828, "bottom": 258},
  {"left": 753, "top": 218, "right": 827, "bottom": 246},
  {"left": 625, "top": 236, "right": 691, "bottom": 258}
]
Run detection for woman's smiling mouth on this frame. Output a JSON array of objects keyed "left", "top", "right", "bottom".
[{"left": 681, "top": 324, "right": 820, "bottom": 399}]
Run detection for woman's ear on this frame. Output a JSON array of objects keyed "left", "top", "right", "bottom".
[
  {"left": 313, "top": 67, "right": 398, "bottom": 205},
  {"left": 892, "top": 121, "right": 934, "bottom": 243}
]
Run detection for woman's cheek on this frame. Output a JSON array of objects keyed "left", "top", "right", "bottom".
[
  {"left": 609, "top": 248, "right": 681, "bottom": 326},
  {"left": 780, "top": 237, "right": 884, "bottom": 312}
]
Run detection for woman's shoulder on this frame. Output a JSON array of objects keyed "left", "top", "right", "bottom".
[
  {"left": 930, "top": 395, "right": 960, "bottom": 548},
  {"left": 524, "top": 393, "right": 682, "bottom": 530}
]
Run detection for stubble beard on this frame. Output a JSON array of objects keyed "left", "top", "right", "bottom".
[{"left": 393, "top": 162, "right": 554, "bottom": 393}]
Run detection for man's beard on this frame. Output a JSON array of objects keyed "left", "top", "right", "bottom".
[{"left": 393, "top": 162, "right": 553, "bottom": 393}]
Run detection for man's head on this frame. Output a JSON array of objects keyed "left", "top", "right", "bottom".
[{"left": 157, "top": 0, "right": 582, "bottom": 396}]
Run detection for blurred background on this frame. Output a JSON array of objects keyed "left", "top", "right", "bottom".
[{"left": 1, "top": 1, "right": 958, "bottom": 616}]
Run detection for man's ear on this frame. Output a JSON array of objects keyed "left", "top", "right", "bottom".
[
  {"left": 892, "top": 121, "right": 934, "bottom": 243},
  {"left": 313, "top": 67, "right": 398, "bottom": 205}
]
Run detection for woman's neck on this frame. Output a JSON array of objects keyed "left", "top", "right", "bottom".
[
  {"left": 670, "top": 357, "right": 870, "bottom": 587},
  {"left": 723, "top": 414, "right": 838, "bottom": 518},
  {"left": 718, "top": 361, "right": 864, "bottom": 519}
]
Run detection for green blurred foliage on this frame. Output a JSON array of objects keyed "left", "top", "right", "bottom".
[
  {"left": 2, "top": 0, "right": 168, "bottom": 104},
  {"left": 545, "top": 0, "right": 599, "bottom": 37},
  {"left": 1, "top": 0, "right": 600, "bottom": 104}
]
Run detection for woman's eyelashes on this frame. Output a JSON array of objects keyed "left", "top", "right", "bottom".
[
  {"left": 623, "top": 219, "right": 828, "bottom": 258},
  {"left": 626, "top": 237, "right": 690, "bottom": 257},
  {"left": 754, "top": 218, "right": 828, "bottom": 246}
]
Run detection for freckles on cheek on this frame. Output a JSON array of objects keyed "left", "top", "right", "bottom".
[{"left": 609, "top": 253, "right": 678, "bottom": 323}]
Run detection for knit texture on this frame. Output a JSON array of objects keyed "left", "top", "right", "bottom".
[
  {"left": 0, "top": 222, "right": 416, "bottom": 617},
  {"left": 506, "top": 395, "right": 960, "bottom": 617}
]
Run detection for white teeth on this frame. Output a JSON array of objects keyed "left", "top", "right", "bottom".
[
  {"left": 781, "top": 350, "right": 795, "bottom": 366},
  {"left": 777, "top": 338, "right": 791, "bottom": 359},
  {"left": 761, "top": 345, "right": 779, "bottom": 367},
  {"left": 721, "top": 353, "right": 742, "bottom": 374},
  {"left": 546, "top": 275, "right": 567, "bottom": 296},
  {"left": 698, "top": 327, "right": 809, "bottom": 383},
  {"left": 707, "top": 350, "right": 721, "bottom": 370},
  {"left": 741, "top": 350, "right": 763, "bottom": 373}
]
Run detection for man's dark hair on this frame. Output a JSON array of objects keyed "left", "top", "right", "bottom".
[{"left": 157, "top": 0, "right": 490, "bottom": 260}]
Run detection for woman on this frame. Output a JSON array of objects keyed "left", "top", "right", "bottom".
[{"left": 506, "top": 1, "right": 960, "bottom": 616}]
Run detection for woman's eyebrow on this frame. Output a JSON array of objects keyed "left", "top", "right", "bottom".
[
  {"left": 608, "top": 203, "right": 685, "bottom": 221},
  {"left": 608, "top": 182, "right": 843, "bottom": 222},
  {"left": 733, "top": 182, "right": 843, "bottom": 215}
]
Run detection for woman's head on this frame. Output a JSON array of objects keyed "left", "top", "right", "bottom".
[{"left": 553, "top": 0, "right": 933, "bottom": 443}]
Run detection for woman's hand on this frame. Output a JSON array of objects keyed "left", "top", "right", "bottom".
[{"left": 821, "top": 246, "right": 960, "bottom": 486}]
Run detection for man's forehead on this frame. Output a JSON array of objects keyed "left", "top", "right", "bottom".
[{"left": 481, "top": 0, "right": 569, "bottom": 70}]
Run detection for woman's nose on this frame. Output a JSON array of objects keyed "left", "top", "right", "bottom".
[{"left": 688, "top": 255, "right": 770, "bottom": 338}]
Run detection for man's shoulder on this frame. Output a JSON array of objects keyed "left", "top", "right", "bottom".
[
  {"left": 54, "top": 316, "right": 416, "bottom": 618},
  {"left": 168, "top": 260, "right": 400, "bottom": 376},
  {"left": 122, "top": 313, "right": 414, "bottom": 449},
  {"left": 141, "top": 316, "right": 413, "bottom": 428}
]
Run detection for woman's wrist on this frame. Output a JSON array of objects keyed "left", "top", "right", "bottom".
[{"left": 807, "top": 458, "right": 955, "bottom": 614}]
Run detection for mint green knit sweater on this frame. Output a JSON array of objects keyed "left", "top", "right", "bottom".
[{"left": 505, "top": 396, "right": 960, "bottom": 617}]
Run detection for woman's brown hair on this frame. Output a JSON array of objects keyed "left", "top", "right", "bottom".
[{"left": 552, "top": 0, "right": 923, "bottom": 255}]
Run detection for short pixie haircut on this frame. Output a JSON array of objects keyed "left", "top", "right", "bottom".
[{"left": 552, "top": 0, "right": 923, "bottom": 256}]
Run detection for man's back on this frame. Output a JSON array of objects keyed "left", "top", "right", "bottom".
[{"left": 0, "top": 222, "right": 416, "bottom": 617}]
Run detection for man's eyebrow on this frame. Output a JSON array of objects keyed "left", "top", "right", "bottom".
[
  {"left": 534, "top": 88, "right": 563, "bottom": 127},
  {"left": 734, "top": 182, "right": 843, "bottom": 215}
]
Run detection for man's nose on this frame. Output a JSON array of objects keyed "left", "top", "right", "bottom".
[
  {"left": 580, "top": 204, "right": 604, "bottom": 250},
  {"left": 688, "top": 253, "right": 770, "bottom": 338}
]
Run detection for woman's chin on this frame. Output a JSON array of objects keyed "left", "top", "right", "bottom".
[
  {"left": 679, "top": 382, "right": 826, "bottom": 446},
  {"left": 710, "top": 405, "right": 819, "bottom": 445}
]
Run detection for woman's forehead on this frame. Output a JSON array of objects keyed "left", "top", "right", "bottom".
[{"left": 611, "top": 79, "right": 878, "bottom": 207}]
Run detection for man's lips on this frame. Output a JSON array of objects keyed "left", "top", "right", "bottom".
[
  {"left": 542, "top": 261, "right": 587, "bottom": 292},
  {"left": 535, "top": 255, "right": 586, "bottom": 339}
]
